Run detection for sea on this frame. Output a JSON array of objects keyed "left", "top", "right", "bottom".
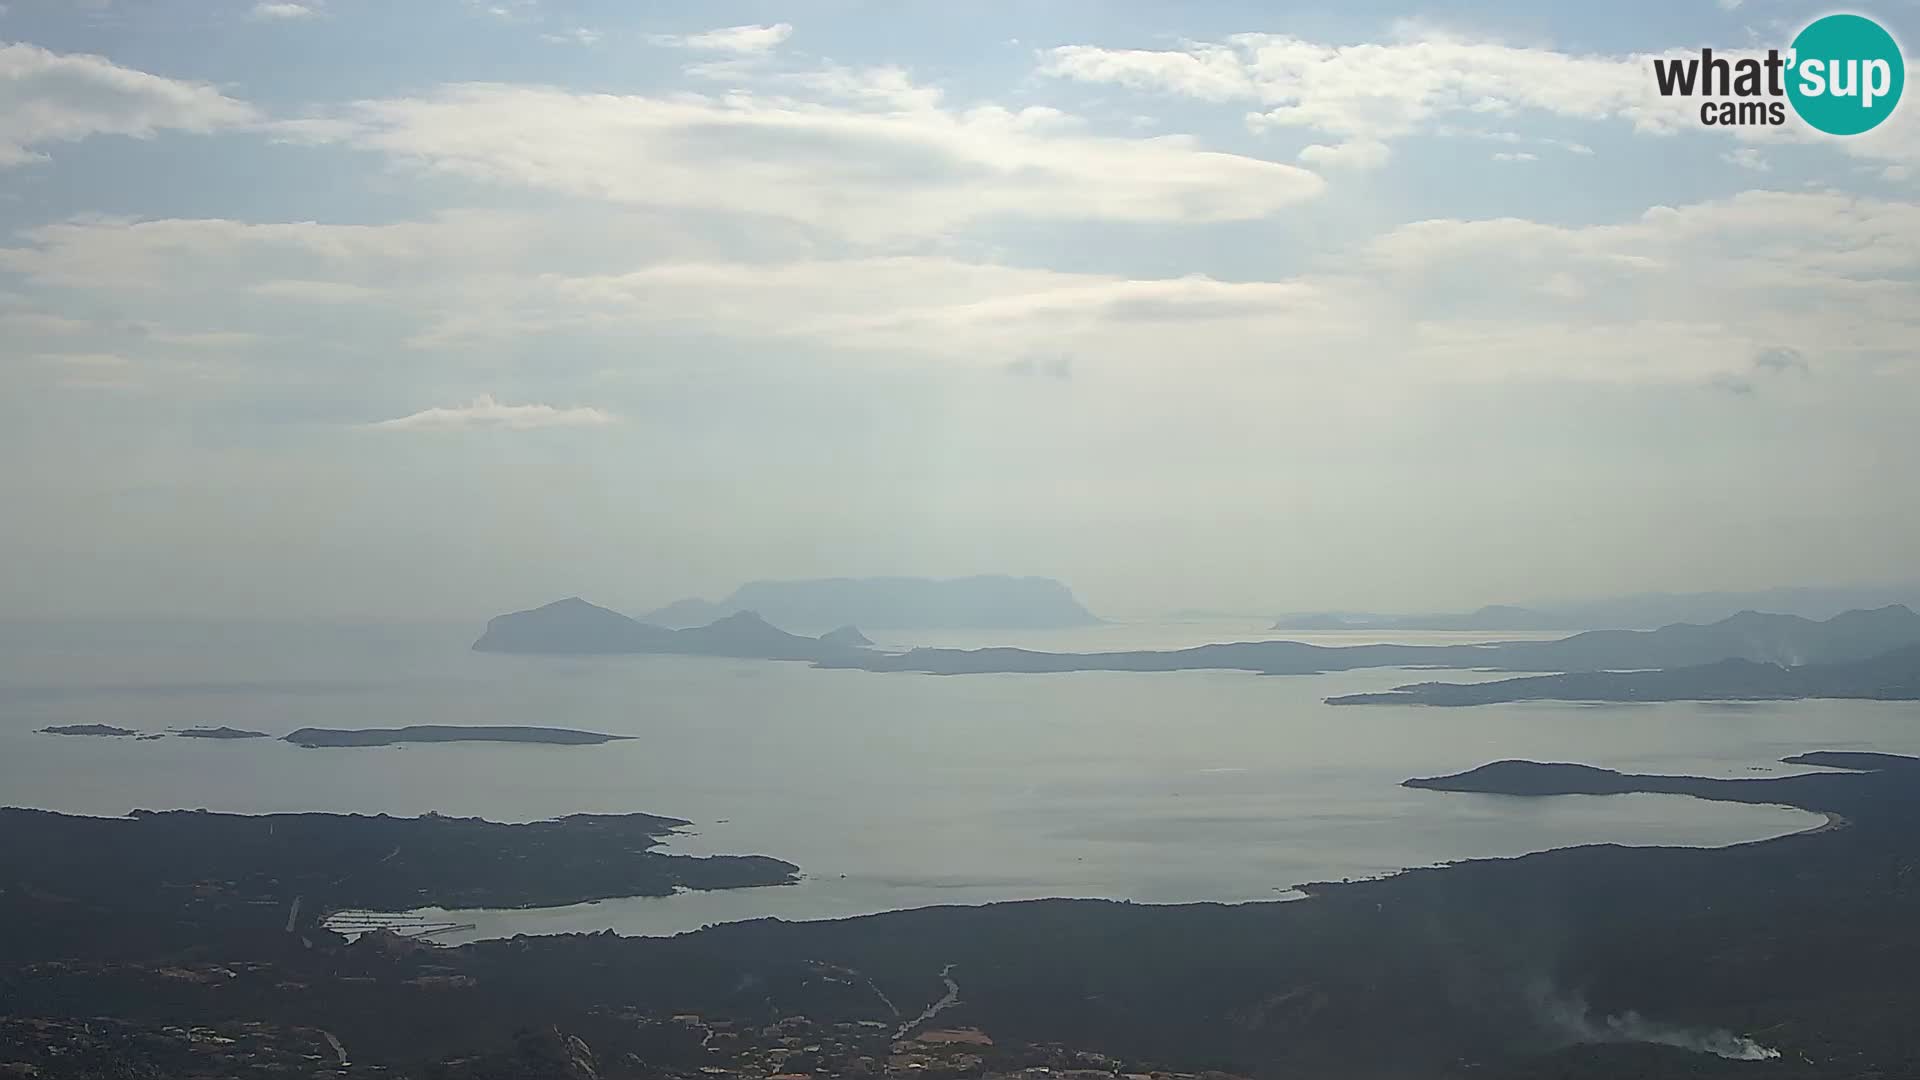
[{"left": 4, "top": 615, "right": 1916, "bottom": 943}]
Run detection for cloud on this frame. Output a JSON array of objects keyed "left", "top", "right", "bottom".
[
  {"left": 306, "top": 74, "right": 1325, "bottom": 240},
  {"left": 1491, "top": 151, "right": 1537, "bottom": 162},
  {"left": 1298, "top": 139, "right": 1390, "bottom": 170},
  {"left": 370, "top": 395, "right": 618, "bottom": 431},
  {"left": 248, "top": 279, "right": 381, "bottom": 302},
  {"left": 33, "top": 351, "right": 138, "bottom": 390},
  {"left": 1714, "top": 345, "right": 1810, "bottom": 395},
  {"left": 7, "top": 191, "right": 1913, "bottom": 394},
  {"left": 1041, "top": 33, "right": 1693, "bottom": 144},
  {"left": 1752, "top": 345, "right": 1809, "bottom": 374},
  {"left": 0, "top": 311, "right": 92, "bottom": 335},
  {"left": 247, "top": 2, "right": 320, "bottom": 20},
  {"left": 1723, "top": 147, "right": 1770, "bottom": 172},
  {"left": 468, "top": 0, "right": 538, "bottom": 21},
  {"left": 1042, "top": 29, "right": 1920, "bottom": 172},
  {"left": 1004, "top": 355, "right": 1074, "bottom": 380},
  {"left": 540, "top": 27, "right": 600, "bottom": 46},
  {"left": 0, "top": 42, "right": 259, "bottom": 167},
  {"left": 652, "top": 23, "right": 793, "bottom": 54}
]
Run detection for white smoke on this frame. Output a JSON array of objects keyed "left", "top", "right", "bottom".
[{"left": 1531, "top": 986, "right": 1781, "bottom": 1061}]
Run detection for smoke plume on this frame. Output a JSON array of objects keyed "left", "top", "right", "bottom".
[{"left": 1530, "top": 985, "right": 1780, "bottom": 1061}]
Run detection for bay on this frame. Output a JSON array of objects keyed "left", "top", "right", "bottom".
[{"left": 3, "top": 616, "right": 1904, "bottom": 942}]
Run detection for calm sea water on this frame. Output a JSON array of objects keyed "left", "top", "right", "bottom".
[{"left": 4, "top": 616, "right": 1914, "bottom": 941}]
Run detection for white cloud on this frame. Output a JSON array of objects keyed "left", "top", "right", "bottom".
[
  {"left": 652, "top": 23, "right": 793, "bottom": 54},
  {"left": 1723, "top": 147, "right": 1770, "bottom": 172},
  {"left": 1491, "top": 151, "right": 1538, "bottom": 162},
  {"left": 1042, "top": 33, "right": 1694, "bottom": 141},
  {"left": 32, "top": 351, "right": 138, "bottom": 390},
  {"left": 371, "top": 395, "right": 619, "bottom": 431},
  {"left": 310, "top": 75, "right": 1325, "bottom": 240},
  {"left": 8, "top": 191, "right": 1914, "bottom": 394},
  {"left": 146, "top": 329, "right": 262, "bottom": 347},
  {"left": 247, "top": 2, "right": 320, "bottom": 20},
  {"left": 0, "top": 311, "right": 91, "bottom": 335},
  {"left": 248, "top": 279, "right": 382, "bottom": 302},
  {"left": 1298, "top": 139, "right": 1391, "bottom": 170},
  {"left": 540, "top": 27, "right": 600, "bottom": 46},
  {"left": 1042, "top": 30, "right": 1920, "bottom": 171},
  {"left": 0, "top": 42, "right": 260, "bottom": 167}
]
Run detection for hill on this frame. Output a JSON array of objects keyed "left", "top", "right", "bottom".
[
  {"left": 471, "top": 598, "right": 869, "bottom": 661},
  {"left": 640, "top": 575, "right": 1098, "bottom": 631},
  {"left": 1328, "top": 642, "right": 1920, "bottom": 706},
  {"left": 820, "top": 606, "right": 1920, "bottom": 677}
]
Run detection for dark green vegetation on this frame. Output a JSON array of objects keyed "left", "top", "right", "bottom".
[
  {"left": 6, "top": 755, "right": 1920, "bottom": 1077},
  {"left": 1331, "top": 644, "right": 1920, "bottom": 706},
  {"left": 0, "top": 807, "right": 797, "bottom": 958},
  {"left": 285, "top": 725, "right": 631, "bottom": 748}
]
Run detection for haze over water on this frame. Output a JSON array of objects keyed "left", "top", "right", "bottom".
[{"left": 5, "top": 616, "right": 1909, "bottom": 940}]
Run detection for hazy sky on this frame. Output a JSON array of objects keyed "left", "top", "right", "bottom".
[{"left": 2, "top": 0, "right": 1916, "bottom": 619}]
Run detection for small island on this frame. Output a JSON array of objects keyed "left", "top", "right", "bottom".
[
  {"left": 176, "top": 726, "right": 272, "bottom": 739},
  {"left": 39, "top": 724, "right": 138, "bottom": 737},
  {"left": 1403, "top": 750, "right": 1920, "bottom": 822},
  {"left": 284, "top": 725, "right": 631, "bottom": 749}
]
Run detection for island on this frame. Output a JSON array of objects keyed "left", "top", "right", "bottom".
[
  {"left": 639, "top": 575, "right": 1100, "bottom": 631},
  {"left": 1274, "top": 584, "right": 1920, "bottom": 632},
  {"left": 284, "top": 725, "right": 631, "bottom": 748},
  {"left": 39, "top": 724, "right": 137, "bottom": 737},
  {"left": 819, "top": 624, "right": 875, "bottom": 648},
  {"left": 1328, "top": 642, "right": 1920, "bottom": 706},
  {"left": 176, "top": 726, "right": 272, "bottom": 739},
  {"left": 471, "top": 599, "right": 871, "bottom": 661},
  {"left": 809, "top": 605, "right": 1920, "bottom": 677}
]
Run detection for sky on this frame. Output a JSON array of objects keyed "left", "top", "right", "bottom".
[{"left": 1, "top": 0, "right": 1916, "bottom": 620}]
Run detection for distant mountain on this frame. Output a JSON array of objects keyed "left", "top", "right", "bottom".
[
  {"left": 1276, "top": 585, "right": 1920, "bottom": 632},
  {"left": 1558, "top": 585, "right": 1920, "bottom": 628},
  {"left": 817, "top": 606, "right": 1920, "bottom": 677},
  {"left": 472, "top": 597, "right": 677, "bottom": 654},
  {"left": 1328, "top": 642, "right": 1920, "bottom": 707},
  {"left": 639, "top": 575, "right": 1098, "bottom": 631},
  {"left": 471, "top": 598, "right": 867, "bottom": 661},
  {"left": 1271, "top": 606, "right": 1584, "bottom": 632},
  {"left": 640, "top": 596, "right": 736, "bottom": 629},
  {"left": 819, "top": 625, "right": 874, "bottom": 648},
  {"left": 1484, "top": 605, "right": 1920, "bottom": 671}
]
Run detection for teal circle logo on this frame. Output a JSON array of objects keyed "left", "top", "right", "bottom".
[{"left": 1787, "top": 14, "right": 1904, "bottom": 135}]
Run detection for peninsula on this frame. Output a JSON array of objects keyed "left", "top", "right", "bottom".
[
  {"left": 817, "top": 605, "right": 1920, "bottom": 676},
  {"left": 1328, "top": 642, "right": 1920, "bottom": 706},
  {"left": 284, "top": 725, "right": 631, "bottom": 748}
]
